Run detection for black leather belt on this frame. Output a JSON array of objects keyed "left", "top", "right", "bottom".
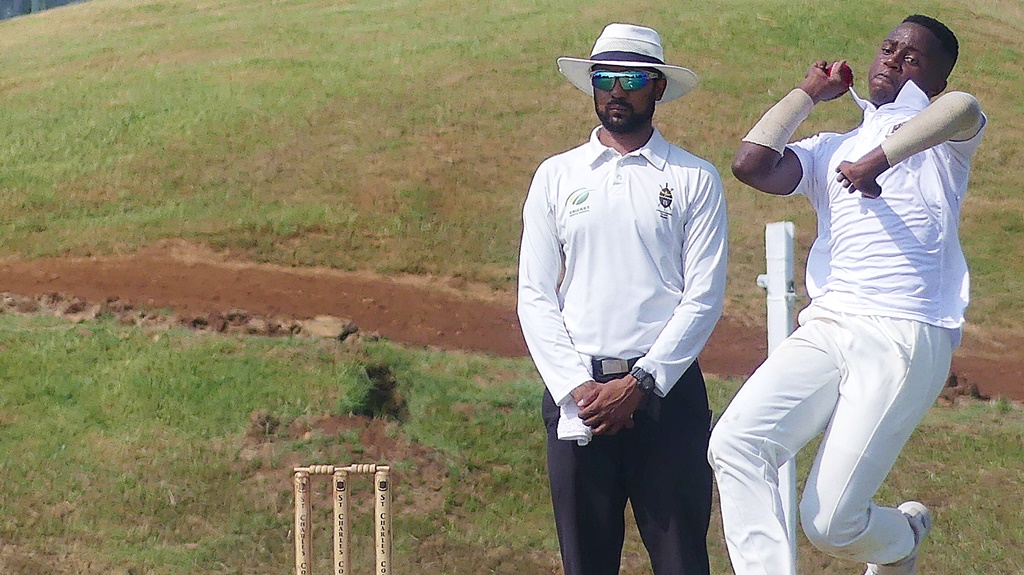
[{"left": 591, "top": 357, "right": 640, "bottom": 380}]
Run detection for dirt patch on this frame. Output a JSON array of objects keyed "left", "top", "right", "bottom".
[{"left": 1, "top": 240, "right": 1020, "bottom": 402}]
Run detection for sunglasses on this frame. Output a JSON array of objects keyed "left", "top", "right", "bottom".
[{"left": 590, "top": 70, "right": 662, "bottom": 92}]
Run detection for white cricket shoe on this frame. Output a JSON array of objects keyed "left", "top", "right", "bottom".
[{"left": 864, "top": 501, "right": 932, "bottom": 575}]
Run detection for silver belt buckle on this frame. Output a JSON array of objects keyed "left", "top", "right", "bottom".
[{"left": 600, "top": 358, "right": 629, "bottom": 374}]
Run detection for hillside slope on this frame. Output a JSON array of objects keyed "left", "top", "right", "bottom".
[{"left": 1, "top": 0, "right": 1021, "bottom": 328}]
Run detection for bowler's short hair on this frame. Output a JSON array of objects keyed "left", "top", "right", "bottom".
[{"left": 903, "top": 14, "right": 959, "bottom": 69}]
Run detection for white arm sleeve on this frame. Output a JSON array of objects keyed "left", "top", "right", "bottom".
[
  {"left": 632, "top": 168, "right": 728, "bottom": 396},
  {"left": 881, "top": 91, "right": 984, "bottom": 165},
  {"left": 517, "top": 165, "right": 593, "bottom": 405},
  {"left": 742, "top": 89, "right": 816, "bottom": 154}
]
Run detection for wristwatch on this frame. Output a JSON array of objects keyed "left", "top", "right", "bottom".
[{"left": 629, "top": 366, "right": 656, "bottom": 395}]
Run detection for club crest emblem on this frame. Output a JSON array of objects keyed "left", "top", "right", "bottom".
[
  {"left": 656, "top": 184, "right": 674, "bottom": 219},
  {"left": 659, "top": 185, "right": 673, "bottom": 208}
]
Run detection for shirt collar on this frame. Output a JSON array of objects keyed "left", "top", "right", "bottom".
[
  {"left": 850, "top": 79, "right": 930, "bottom": 115},
  {"left": 585, "top": 126, "right": 670, "bottom": 170}
]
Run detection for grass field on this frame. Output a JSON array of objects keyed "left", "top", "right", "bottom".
[
  {"left": 1, "top": 0, "right": 1022, "bottom": 325},
  {"left": 1, "top": 0, "right": 1023, "bottom": 573},
  {"left": 0, "top": 313, "right": 1021, "bottom": 574}
]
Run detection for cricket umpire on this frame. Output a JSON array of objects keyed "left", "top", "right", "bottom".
[
  {"left": 709, "top": 14, "right": 986, "bottom": 575},
  {"left": 517, "top": 23, "right": 728, "bottom": 575}
]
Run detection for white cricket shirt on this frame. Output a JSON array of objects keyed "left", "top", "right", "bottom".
[
  {"left": 517, "top": 127, "right": 728, "bottom": 405},
  {"left": 788, "top": 81, "right": 986, "bottom": 341}
]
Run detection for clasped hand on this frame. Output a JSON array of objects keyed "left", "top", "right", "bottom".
[{"left": 572, "top": 378, "right": 644, "bottom": 436}]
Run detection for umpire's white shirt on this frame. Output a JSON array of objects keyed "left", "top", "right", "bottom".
[
  {"left": 788, "top": 81, "right": 986, "bottom": 341},
  {"left": 518, "top": 127, "right": 728, "bottom": 405}
]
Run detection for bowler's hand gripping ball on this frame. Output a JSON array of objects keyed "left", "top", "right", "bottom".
[{"left": 829, "top": 61, "right": 854, "bottom": 88}]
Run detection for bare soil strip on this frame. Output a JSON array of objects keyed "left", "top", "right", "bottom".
[{"left": 1, "top": 241, "right": 1018, "bottom": 402}]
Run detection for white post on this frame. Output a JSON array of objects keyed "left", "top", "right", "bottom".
[{"left": 756, "top": 221, "right": 798, "bottom": 562}]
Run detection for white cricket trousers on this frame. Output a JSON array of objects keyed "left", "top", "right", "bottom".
[{"left": 708, "top": 305, "right": 952, "bottom": 575}]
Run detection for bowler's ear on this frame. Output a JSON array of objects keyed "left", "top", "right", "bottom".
[{"left": 654, "top": 78, "right": 668, "bottom": 102}]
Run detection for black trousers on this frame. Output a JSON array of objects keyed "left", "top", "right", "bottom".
[{"left": 542, "top": 361, "right": 712, "bottom": 575}]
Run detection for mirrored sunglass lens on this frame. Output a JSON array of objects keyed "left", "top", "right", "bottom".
[
  {"left": 591, "top": 73, "right": 617, "bottom": 90},
  {"left": 590, "top": 72, "right": 651, "bottom": 91},
  {"left": 619, "top": 74, "right": 649, "bottom": 90}
]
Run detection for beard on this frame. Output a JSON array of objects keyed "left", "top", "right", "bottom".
[{"left": 596, "top": 98, "right": 655, "bottom": 134}]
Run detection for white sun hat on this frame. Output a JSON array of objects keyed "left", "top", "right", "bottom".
[{"left": 557, "top": 23, "right": 699, "bottom": 103}]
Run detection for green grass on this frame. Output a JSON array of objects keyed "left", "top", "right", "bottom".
[
  {"left": 1, "top": 0, "right": 1022, "bottom": 324},
  {"left": 0, "top": 313, "right": 1021, "bottom": 574}
]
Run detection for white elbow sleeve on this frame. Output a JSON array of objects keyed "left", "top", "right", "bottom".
[
  {"left": 880, "top": 91, "right": 983, "bottom": 165},
  {"left": 742, "top": 89, "right": 815, "bottom": 155}
]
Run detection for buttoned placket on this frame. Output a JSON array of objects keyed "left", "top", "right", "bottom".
[
  {"left": 611, "top": 156, "right": 626, "bottom": 195},
  {"left": 611, "top": 152, "right": 648, "bottom": 197}
]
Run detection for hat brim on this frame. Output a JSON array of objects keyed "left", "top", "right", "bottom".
[{"left": 557, "top": 57, "right": 699, "bottom": 103}]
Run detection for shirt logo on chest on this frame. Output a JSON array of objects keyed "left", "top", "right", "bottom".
[
  {"left": 567, "top": 188, "right": 592, "bottom": 217},
  {"left": 657, "top": 184, "right": 673, "bottom": 219}
]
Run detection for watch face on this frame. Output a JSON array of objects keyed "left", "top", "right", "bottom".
[{"left": 631, "top": 367, "right": 655, "bottom": 392}]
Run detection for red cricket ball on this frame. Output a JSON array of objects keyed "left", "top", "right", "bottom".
[{"left": 829, "top": 61, "right": 854, "bottom": 87}]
